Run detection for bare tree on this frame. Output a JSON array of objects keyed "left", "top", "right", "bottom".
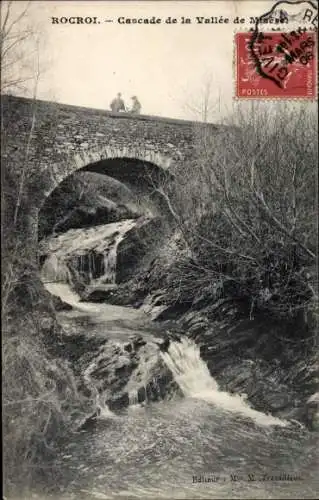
[
  {"left": 183, "top": 75, "right": 222, "bottom": 123},
  {"left": 1, "top": 7, "right": 84, "bottom": 494},
  {"left": 0, "top": 0, "right": 41, "bottom": 95},
  {"left": 2, "top": 0, "right": 42, "bottom": 312}
]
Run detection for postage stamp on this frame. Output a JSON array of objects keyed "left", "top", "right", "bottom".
[
  {"left": 235, "top": 30, "right": 317, "bottom": 99},
  {"left": 235, "top": 0, "right": 317, "bottom": 99}
]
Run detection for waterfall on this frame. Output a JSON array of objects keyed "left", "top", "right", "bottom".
[
  {"left": 41, "top": 254, "right": 100, "bottom": 313},
  {"left": 40, "top": 218, "right": 141, "bottom": 309},
  {"left": 161, "top": 338, "right": 288, "bottom": 427},
  {"left": 83, "top": 359, "right": 115, "bottom": 419},
  {"left": 41, "top": 253, "right": 72, "bottom": 284},
  {"left": 125, "top": 342, "right": 162, "bottom": 407},
  {"left": 97, "top": 231, "right": 128, "bottom": 284},
  {"left": 40, "top": 219, "right": 139, "bottom": 286},
  {"left": 128, "top": 388, "right": 139, "bottom": 406}
]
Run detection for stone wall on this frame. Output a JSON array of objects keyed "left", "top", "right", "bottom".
[{"left": 2, "top": 95, "right": 223, "bottom": 210}]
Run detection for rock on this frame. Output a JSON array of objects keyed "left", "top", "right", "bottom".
[
  {"left": 159, "top": 337, "right": 170, "bottom": 352},
  {"left": 39, "top": 315, "right": 56, "bottom": 334},
  {"left": 158, "top": 331, "right": 182, "bottom": 353},
  {"left": 76, "top": 410, "right": 101, "bottom": 431},
  {"left": 52, "top": 294, "right": 73, "bottom": 311},
  {"left": 140, "top": 292, "right": 170, "bottom": 321},
  {"left": 108, "top": 393, "right": 129, "bottom": 411},
  {"left": 146, "top": 305, "right": 169, "bottom": 321},
  {"left": 149, "top": 302, "right": 191, "bottom": 322},
  {"left": 130, "top": 335, "right": 147, "bottom": 350},
  {"left": 181, "top": 310, "right": 209, "bottom": 334},
  {"left": 299, "top": 392, "right": 319, "bottom": 430},
  {"left": 168, "top": 331, "right": 182, "bottom": 343},
  {"left": 52, "top": 204, "right": 137, "bottom": 234},
  {"left": 82, "top": 284, "right": 118, "bottom": 302},
  {"left": 240, "top": 368, "right": 293, "bottom": 415},
  {"left": 116, "top": 217, "right": 165, "bottom": 282},
  {"left": 260, "top": 386, "right": 292, "bottom": 412},
  {"left": 218, "top": 360, "right": 255, "bottom": 395}
]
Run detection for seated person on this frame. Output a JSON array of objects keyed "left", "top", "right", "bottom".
[
  {"left": 110, "top": 92, "right": 126, "bottom": 112},
  {"left": 130, "top": 96, "right": 141, "bottom": 114}
]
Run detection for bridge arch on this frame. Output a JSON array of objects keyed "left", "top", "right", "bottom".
[{"left": 40, "top": 143, "right": 177, "bottom": 207}]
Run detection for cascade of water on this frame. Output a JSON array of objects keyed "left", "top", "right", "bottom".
[
  {"left": 41, "top": 253, "right": 72, "bottom": 284},
  {"left": 88, "top": 253, "right": 93, "bottom": 281},
  {"left": 40, "top": 218, "right": 139, "bottom": 286},
  {"left": 128, "top": 388, "right": 139, "bottom": 406},
  {"left": 125, "top": 343, "right": 162, "bottom": 407},
  {"left": 41, "top": 254, "right": 101, "bottom": 313},
  {"left": 97, "top": 231, "right": 127, "bottom": 284},
  {"left": 92, "top": 252, "right": 96, "bottom": 277},
  {"left": 83, "top": 360, "right": 115, "bottom": 419},
  {"left": 160, "top": 338, "right": 288, "bottom": 427}
]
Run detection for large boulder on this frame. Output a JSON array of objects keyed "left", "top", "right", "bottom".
[
  {"left": 51, "top": 294, "right": 73, "bottom": 311},
  {"left": 73, "top": 333, "right": 179, "bottom": 429},
  {"left": 81, "top": 284, "right": 118, "bottom": 302},
  {"left": 116, "top": 216, "right": 166, "bottom": 282}
]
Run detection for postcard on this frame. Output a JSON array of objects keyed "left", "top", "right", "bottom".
[{"left": 2, "top": 1, "right": 318, "bottom": 499}]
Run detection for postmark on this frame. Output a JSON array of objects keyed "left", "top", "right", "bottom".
[{"left": 235, "top": 0, "right": 317, "bottom": 99}]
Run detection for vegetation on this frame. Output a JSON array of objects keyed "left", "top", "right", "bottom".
[
  {"left": 152, "top": 103, "right": 318, "bottom": 322},
  {"left": 0, "top": 0, "right": 40, "bottom": 95},
  {"left": 3, "top": 309, "right": 78, "bottom": 494},
  {"left": 1, "top": 3, "right": 91, "bottom": 496}
]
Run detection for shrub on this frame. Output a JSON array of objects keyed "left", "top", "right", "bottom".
[{"left": 157, "top": 103, "right": 317, "bottom": 319}]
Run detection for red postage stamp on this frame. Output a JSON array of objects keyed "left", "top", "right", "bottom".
[{"left": 235, "top": 31, "right": 317, "bottom": 99}]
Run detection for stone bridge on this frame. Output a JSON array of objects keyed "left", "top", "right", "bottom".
[{"left": 2, "top": 95, "right": 226, "bottom": 246}]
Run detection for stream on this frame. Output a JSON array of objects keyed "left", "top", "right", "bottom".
[{"left": 38, "top": 221, "right": 318, "bottom": 499}]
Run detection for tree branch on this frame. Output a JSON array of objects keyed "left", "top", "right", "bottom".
[
  {"left": 2, "top": 1, "right": 31, "bottom": 40},
  {"left": 154, "top": 187, "right": 181, "bottom": 223},
  {"left": 13, "top": 38, "right": 40, "bottom": 226},
  {"left": 253, "top": 191, "right": 315, "bottom": 259}
]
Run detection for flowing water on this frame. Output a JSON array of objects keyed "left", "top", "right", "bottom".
[{"left": 38, "top": 223, "right": 318, "bottom": 499}]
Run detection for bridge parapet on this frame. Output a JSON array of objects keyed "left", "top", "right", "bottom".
[{"left": 1, "top": 95, "right": 225, "bottom": 209}]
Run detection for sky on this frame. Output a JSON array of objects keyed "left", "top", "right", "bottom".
[{"left": 2, "top": 0, "right": 317, "bottom": 121}]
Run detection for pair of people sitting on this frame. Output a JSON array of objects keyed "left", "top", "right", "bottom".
[{"left": 110, "top": 93, "right": 141, "bottom": 114}]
